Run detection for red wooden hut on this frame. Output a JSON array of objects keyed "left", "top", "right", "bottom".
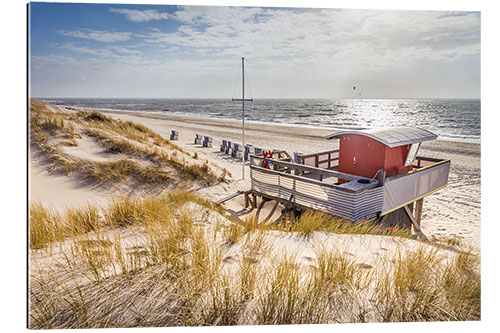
[
  {"left": 248, "top": 126, "right": 449, "bottom": 235},
  {"left": 326, "top": 127, "right": 438, "bottom": 182}
]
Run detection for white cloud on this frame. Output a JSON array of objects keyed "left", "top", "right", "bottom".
[
  {"left": 58, "top": 29, "right": 132, "bottom": 42},
  {"left": 109, "top": 45, "right": 142, "bottom": 55},
  {"left": 110, "top": 8, "right": 169, "bottom": 22},
  {"left": 142, "top": 7, "right": 479, "bottom": 77},
  {"left": 35, "top": 7, "right": 480, "bottom": 98},
  {"left": 56, "top": 43, "right": 113, "bottom": 57}
]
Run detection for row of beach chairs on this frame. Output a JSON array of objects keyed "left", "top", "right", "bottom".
[
  {"left": 220, "top": 140, "right": 263, "bottom": 160},
  {"left": 175, "top": 132, "right": 273, "bottom": 161},
  {"left": 194, "top": 134, "right": 213, "bottom": 148}
]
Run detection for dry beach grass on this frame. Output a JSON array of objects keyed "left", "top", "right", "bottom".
[
  {"left": 29, "top": 194, "right": 480, "bottom": 328},
  {"left": 29, "top": 99, "right": 229, "bottom": 189}
]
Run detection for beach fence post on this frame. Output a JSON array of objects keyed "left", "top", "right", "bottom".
[{"left": 232, "top": 57, "right": 253, "bottom": 179}]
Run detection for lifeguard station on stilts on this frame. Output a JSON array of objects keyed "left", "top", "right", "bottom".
[{"left": 236, "top": 127, "right": 450, "bottom": 238}]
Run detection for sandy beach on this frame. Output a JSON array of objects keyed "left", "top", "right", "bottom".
[{"left": 37, "top": 107, "right": 479, "bottom": 248}]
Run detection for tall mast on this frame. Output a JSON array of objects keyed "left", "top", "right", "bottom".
[{"left": 232, "top": 57, "right": 253, "bottom": 179}]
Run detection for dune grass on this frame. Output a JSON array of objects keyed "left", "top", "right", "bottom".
[
  {"left": 29, "top": 193, "right": 480, "bottom": 328},
  {"left": 268, "top": 210, "right": 413, "bottom": 239},
  {"left": 29, "top": 99, "right": 225, "bottom": 187}
]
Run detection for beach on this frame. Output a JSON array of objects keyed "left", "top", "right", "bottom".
[
  {"left": 30, "top": 106, "right": 481, "bottom": 248},
  {"left": 28, "top": 101, "right": 481, "bottom": 327}
]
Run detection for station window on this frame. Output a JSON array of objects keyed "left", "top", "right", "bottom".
[{"left": 404, "top": 143, "right": 421, "bottom": 167}]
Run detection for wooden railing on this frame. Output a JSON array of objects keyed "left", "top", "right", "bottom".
[
  {"left": 250, "top": 154, "right": 363, "bottom": 185},
  {"left": 295, "top": 149, "right": 339, "bottom": 169},
  {"left": 249, "top": 155, "right": 385, "bottom": 220},
  {"left": 414, "top": 156, "right": 446, "bottom": 168},
  {"left": 382, "top": 158, "right": 450, "bottom": 215}
]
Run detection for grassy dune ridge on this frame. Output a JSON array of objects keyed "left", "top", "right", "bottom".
[
  {"left": 29, "top": 194, "right": 480, "bottom": 328},
  {"left": 29, "top": 99, "right": 229, "bottom": 187}
]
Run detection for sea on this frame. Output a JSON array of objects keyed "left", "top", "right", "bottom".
[{"left": 41, "top": 98, "right": 481, "bottom": 143}]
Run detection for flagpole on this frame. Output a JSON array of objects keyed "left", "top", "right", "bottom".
[
  {"left": 232, "top": 57, "right": 252, "bottom": 180},
  {"left": 241, "top": 57, "right": 245, "bottom": 180}
]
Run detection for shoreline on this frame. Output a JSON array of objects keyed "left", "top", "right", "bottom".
[
  {"left": 55, "top": 103, "right": 481, "bottom": 144},
  {"left": 96, "top": 107, "right": 481, "bottom": 149}
]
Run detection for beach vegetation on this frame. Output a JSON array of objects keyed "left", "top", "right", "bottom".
[
  {"left": 29, "top": 99, "right": 226, "bottom": 188},
  {"left": 268, "top": 210, "right": 413, "bottom": 239},
  {"left": 29, "top": 193, "right": 480, "bottom": 328}
]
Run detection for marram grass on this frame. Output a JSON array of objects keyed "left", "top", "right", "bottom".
[
  {"left": 30, "top": 193, "right": 480, "bottom": 328},
  {"left": 29, "top": 99, "right": 225, "bottom": 188}
]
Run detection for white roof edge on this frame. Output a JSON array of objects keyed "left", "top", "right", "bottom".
[{"left": 325, "top": 127, "right": 438, "bottom": 148}]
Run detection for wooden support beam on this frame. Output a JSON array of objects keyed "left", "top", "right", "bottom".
[
  {"left": 404, "top": 205, "right": 428, "bottom": 241},
  {"left": 215, "top": 191, "right": 243, "bottom": 205},
  {"left": 414, "top": 198, "right": 423, "bottom": 227},
  {"left": 377, "top": 168, "right": 386, "bottom": 187},
  {"left": 255, "top": 198, "right": 266, "bottom": 221},
  {"left": 261, "top": 200, "right": 280, "bottom": 224},
  {"left": 403, "top": 205, "right": 419, "bottom": 232},
  {"left": 244, "top": 192, "right": 249, "bottom": 208}
]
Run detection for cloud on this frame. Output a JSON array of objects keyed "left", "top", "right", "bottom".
[
  {"left": 109, "top": 45, "right": 142, "bottom": 55},
  {"left": 34, "top": 7, "right": 480, "bottom": 98},
  {"left": 143, "top": 7, "right": 480, "bottom": 72},
  {"left": 55, "top": 42, "right": 114, "bottom": 57},
  {"left": 110, "top": 8, "right": 169, "bottom": 22},
  {"left": 58, "top": 29, "right": 132, "bottom": 42}
]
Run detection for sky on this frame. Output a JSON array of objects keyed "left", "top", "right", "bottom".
[{"left": 28, "top": 1, "right": 481, "bottom": 99}]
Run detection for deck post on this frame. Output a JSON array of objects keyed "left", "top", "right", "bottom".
[
  {"left": 377, "top": 168, "right": 386, "bottom": 187},
  {"left": 244, "top": 191, "right": 249, "bottom": 208},
  {"left": 315, "top": 155, "right": 319, "bottom": 168},
  {"left": 414, "top": 198, "right": 423, "bottom": 228}
]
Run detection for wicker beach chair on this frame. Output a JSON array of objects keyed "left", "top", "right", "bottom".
[
  {"left": 220, "top": 139, "right": 227, "bottom": 152},
  {"left": 170, "top": 130, "right": 179, "bottom": 140},
  {"left": 194, "top": 134, "right": 202, "bottom": 145},
  {"left": 244, "top": 144, "right": 254, "bottom": 161},
  {"left": 232, "top": 143, "right": 242, "bottom": 159},
  {"left": 254, "top": 147, "right": 263, "bottom": 155},
  {"left": 203, "top": 136, "right": 213, "bottom": 148},
  {"left": 225, "top": 141, "right": 232, "bottom": 154}
]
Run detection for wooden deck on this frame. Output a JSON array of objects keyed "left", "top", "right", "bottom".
[{"left": 249, "top": 152, "right": 450, "bottom": 222}]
